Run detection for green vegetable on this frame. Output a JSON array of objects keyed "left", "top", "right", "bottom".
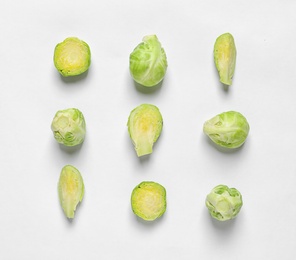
[
  {"left": 214, "top": 33, "right": 236, "bottom": 85},
  {"left": 131, "top": 181, "right": 166, "bottom": 221},
  {"left": 58, "top": 165, "right": 85, "bottom": 219},
  {"left": 54, "top": 37, "right": 91, "bottom": 77},
  {"left": 205, "top": 184, "right": 243, "bottom": 221},
  {"left": 51, "top": 108, "right": 86, "bottom": 147},
  {"left": 127, "top": 104, "right": 163, "bottom": 157},
  {"left": 129, "top": 35, "right": 168, "bottom": 87},
  {"left": 203, "top": 111, "right": 249, "bottom": 149}
]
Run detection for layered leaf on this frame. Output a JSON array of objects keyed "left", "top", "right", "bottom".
[
  {"left": 129, "top": 35, "right": 168, "bottom": 87},
  {"left": 58, "top": 165, "right": 85, "bottom": 219},
  {"left": 54, "top": 37, "right": 91, "bottom": 77},
  {"left": 214, "top": 33, "right": 236, "bottom": 85},
  {"left": 206, "top": 184, "right": 243, "bottom": 221},
  {"left": 51, "top": 108, "right": 86, "bottom": 147},
  {"left": 203, "top": 111, "right": 249, "bottom": 149},
  {"left": 127, "top": 104, "right": 163, "bottom": 156},
  {"left": 131, "top": 181, "right": 166, "bottom": 221}
]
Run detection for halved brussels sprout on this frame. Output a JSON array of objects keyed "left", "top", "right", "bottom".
[
  {"left": 129, "top": 35, "right": 168, "bottom": 87},
  {"left": 214, "top": 33, "right": 236, "bottom": 85},
  {"left": 203, "top": 111, "right": 249, "bottom": 149},
  {"left": 131, "top": 181, "right": 166, "bottom": 221},
  {"left": 127, "top": 104, "right": 163, "bottom": 157},
  {"left": 54, "top": 37, "right": 91, "bottom": 77},
  {"left": 205, "top": 184, "right": 243, "bottom": 221},
  {"left": 51, "top": 108, "right": 86, "bottom": 147},
  {"left": 58, "top": 165, "right": 85, "bottom": 219}
]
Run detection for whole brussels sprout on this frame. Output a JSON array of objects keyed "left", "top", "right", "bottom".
[
  {"left": 214, "top": 33, "right": 236, "bottom": 86},
  {"left": 51, "top": 108, "right": 86, "bottom": 147},
  {"left": 131, "top": 181, "right": 167, "bottom": 221},
  {"left": 54, "top": 37, "right": 91, "bottom": 77},
  {"left": 127, "top": 104, "right": 163, "bottom": 157},
  {"left": 205, "top": 184, "right": 243, "bottom": 221},
  {"left": 203, "top": 111, "right": 249, "bottom": 149},
  {"left": 129, "top": 35, "right": 168, "bottom": 87},
  {"left": 58, "top": 165, "right": 85, "bottom": 219}
]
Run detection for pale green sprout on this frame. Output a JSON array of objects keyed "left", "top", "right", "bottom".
[
  {"left": 129, "top": 35, "right": 168, "bottom": 87},
  {"left": 214, "top": 33, "right": 236, "bottom": 85},
  {"left": 203, "top": 111, "right": 249, "bottom": 149},
  {"left": 127, "top": 104, "right": 163, "bottom": 157},
  {"left": 206, "top": 185, "right": 243, "bottom": 221},
  {"left": 54, "top": 37, "right": 91, "bottom": 77},
  {"left": 131, "top": 181, "right": 166, "bottom": 221},
  {"left": 51, "top": 108, "right": 86, "bottom": 147},
  {"left": 58, "top": 165, "right": 85, "bottom": 219}
]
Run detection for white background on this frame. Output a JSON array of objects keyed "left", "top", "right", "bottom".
[{"left": 0, "top": 0, "right": 295, "bottom": 259}]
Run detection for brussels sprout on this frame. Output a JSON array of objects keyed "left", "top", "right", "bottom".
[
  {"left": 54, "top": 37, "right": 91, "bottom": 77},
  {"left": 131, "top": 181, "right": 166, "bottom": 221},
  {"left": 129, "top": 35, "right": 168, "bottom": 87},
  {"left": 127, "top": 104, "right": 163, "bottom": 157},
  {"left": 205, "top": 184, "right": 243, "bottom": 221},
  {"left": 214, "top": 33, "right": 236, "bottom": 85},
  {"left": 51, "top": 108, "right": 86, "bottom": 147},
  {"left": 58, "top": 165, "right": 85, "bottom": 219},
  {"left": 203, "top": 111, "right": 249, "bottom": 149}
]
